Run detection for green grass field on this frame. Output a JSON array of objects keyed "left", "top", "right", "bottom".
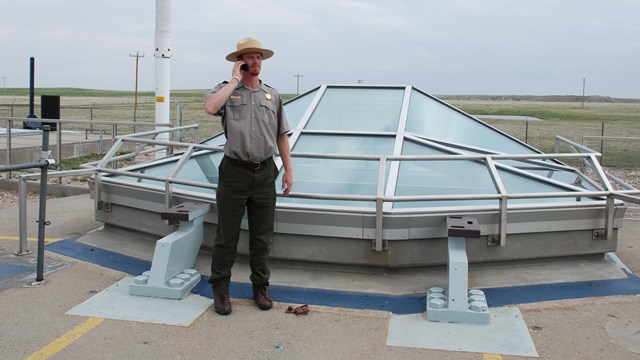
[
  {"left": 444, "top": 99, "right": 640, "bottom": 168},
  {"left": 1, "top": 88, "right": 639, "bottom": 169}
]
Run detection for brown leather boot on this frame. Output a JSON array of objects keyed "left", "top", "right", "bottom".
[
  {"left": 253, "top": 284, "right": 273, "bottom": 310},
  {"left": 214, "top": 293, "right": 232, "bottom": 315}
]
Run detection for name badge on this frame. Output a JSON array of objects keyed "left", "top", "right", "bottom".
[{"left": 265, "top": 93, "right": 272, "bottom": 100}]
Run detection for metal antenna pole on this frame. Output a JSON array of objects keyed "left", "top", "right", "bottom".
[
  {"left": 293, "top": 73, "right": 303, "bottom": 95},
  {"left": 28, "top": 57, "right": 37, "bottom": 119},
  {"left": 130, "top": 51, "right": 145, "bottom": 132}
]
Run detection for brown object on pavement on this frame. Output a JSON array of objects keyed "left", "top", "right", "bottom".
[{"left": 286, "top": 304, "right": 309, "bottom": 315}]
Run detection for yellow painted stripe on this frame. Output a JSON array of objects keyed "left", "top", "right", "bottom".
[
  {"left": 0, "top": 236, "right": 65, "bottom": 243},
  {"left": 483, "top": 354, "right": 502, "bottom": 360},
  {"left": 26, "top": 317, "right": 104, "bottom": 360}
]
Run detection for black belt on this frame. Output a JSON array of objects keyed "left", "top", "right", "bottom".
[{"left": 225, "top": 155, "right": 271, "bottom": 171}]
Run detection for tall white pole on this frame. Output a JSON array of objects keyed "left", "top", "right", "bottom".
[{"left": 155, "top": 0, "right": 171, "bottom": 158}]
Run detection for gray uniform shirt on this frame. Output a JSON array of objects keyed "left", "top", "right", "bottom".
[{"left": 207, "top": 81, "right": 290, "bottom": 162}]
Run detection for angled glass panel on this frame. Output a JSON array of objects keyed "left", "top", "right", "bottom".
[
  {"left": 508, "top": 163, "right": 601, "bottom": 191},
  {"left": 277, "top": 158, "right": 380, "bottom": 207},
  {"left": 113, "top": 151, "right": 223, "bottom": 194},
  {"left": 291, "top": 133, "right": 395, "bottom": 155},
  {"left": 283, "top": 88, "right": 318, "bottom": 130},
  {"left": 277, "top": 134, "right": 395, "bottom": 208},
  {"left": 499, "top": 168, "right": 598, "bottom": 203},
  {"left": 413, "top": 135, "right": 600, "bottom": 191},
  {"left": 305, "top": 87, "right": 404, "bottom": 132},
  {"left": 395, "top": 141, "right": 498, "bottom": 208},
  {"left": 406, "top": 89, "right": 537, "bottom": 154},
  {"left": 395, "top": 141, "right": 597, "bottom": 209}
]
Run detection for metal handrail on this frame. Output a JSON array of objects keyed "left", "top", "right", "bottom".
[
  {"left": 1, "top": 116, "right": 183, "bottom": 180},
  {"left": 582, "top": 135, "right": 640, "bottom": 143},
  {"left": 14, "top": 131, "right": 640, "bottom": 255},
  {"left": 13, "top": 125, "right": 200, "bottom": 255},
  {"left": 18, "top": 168, "right": 95, "bottom": 254},
  {"left": 90, "top": 136, "right": 640, "bottom": 251}
]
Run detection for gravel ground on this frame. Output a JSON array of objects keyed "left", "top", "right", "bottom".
[
  {"left": 598, "top": 168, "right": 640, "bottom": 219},
  {"left": 0, "top": 174, "right": 87, "bottom": 211},
  {"left": 0, "top": 187, "right": 60, "bottom": 211},
  {"left": 0, "top": 168, "right": 638, "bottom": 217}
]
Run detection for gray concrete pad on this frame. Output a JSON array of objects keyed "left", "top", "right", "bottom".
[
  {"left": 67, "top": 277, "right": 212, "bottom": 326},
  {"left": 388, "top": 307, "right": 537, "bottom": 357}
]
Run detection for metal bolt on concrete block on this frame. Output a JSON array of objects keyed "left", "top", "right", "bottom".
[
  {"left": 429, "top": 298, "right": 447, "bottom": 309},
  {"left": 429, "top": 292, "right": 446, "bottom": 301},
  {"left": 428, "top": 287, "right": 446, "bottom": 297},
  {"left": 177, "top": 273, "right": 191, "bottom": 281},
  {"left": 182, "top": 269, "right": 198, "bottom": 277},
  {"left": 142, "top": 271, "right": 151, "bottom": 276},
  {"left": 468, "top": 289, "right": 484, "bottom": 296},
  {"left": 168, "top": 278, "right": 184, "bottom": 288},
  {"left": 469, "top": 294, "right": 486, "bottom": 303},
  {"left": 133, "top": 275, "right": 148, "bottom": 285},
  {"left": 469, "top": 300, "right": 488, "bottom": 312}
]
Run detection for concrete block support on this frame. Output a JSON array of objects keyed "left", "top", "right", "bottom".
[
  {"left": 129, "top": 202, "right": 210, "bottom": 299},
  {"left": 426, "top": 216, "right": 490, "bottom": 324}
]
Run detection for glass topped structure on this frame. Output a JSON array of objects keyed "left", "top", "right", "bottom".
[{"left": 93, "top": 84, "right": 626, "bottom": 268}]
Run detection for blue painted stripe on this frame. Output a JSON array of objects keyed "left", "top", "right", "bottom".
[
  {"left": 46, "top": 237, "right": 151, "bottom": 276},
  {"left": 0, "top": 263, "right": 32, "bottom": 280},
  {"left": 484, "top": 274, "right": 640, "bottom": 307},
  {"left": 192, "top": 281, "right": 427, "bottom": 314},
  {"left": 47, "top": 237, "right": 640, "bottom": 314}
]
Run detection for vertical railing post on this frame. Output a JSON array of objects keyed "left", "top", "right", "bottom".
[
  {"left": 4, "top": 119, "right": 11, "bottom": 179},
  {"left": 374, "top": 156, "right": 387, "bottom": 252},
  {"left": 57, "top": 121, "right": 63, "bottom": 183},
  {"left": 35, "top": 125, "right": 52, "bottom": 282},
  {"left": 18, "top": 176, "right": 29, "bottom": 255}
]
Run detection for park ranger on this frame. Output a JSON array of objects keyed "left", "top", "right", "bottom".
[{"left": 204, "top": 37, "right": 293, "bottom": 316}]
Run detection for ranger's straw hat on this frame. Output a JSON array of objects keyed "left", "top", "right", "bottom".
[{"left": 225, "top": 37, "right": 274, "bottom": 62}]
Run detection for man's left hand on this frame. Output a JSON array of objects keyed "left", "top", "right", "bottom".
[{"left": 281, "top": 172, "right": 293, "bottom": 196}]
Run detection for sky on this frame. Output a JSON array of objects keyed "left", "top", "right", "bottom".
[{"left": 2, "top": 0, "right": 639, "bottom": 98}]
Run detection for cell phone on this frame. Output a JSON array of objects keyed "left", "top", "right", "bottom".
[{"left": 240, "top": 64, "right": 249, "bottom": 71}]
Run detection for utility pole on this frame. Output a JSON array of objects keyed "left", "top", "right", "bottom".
[
  {"left": 582, "top": 77, "right": 586, "bottom": 109},
  {"left": 130, "top": 51, "right": 145, "bottom": 132},
  {"left": 293, "top": 73, "right": 303, "bottom": 95}
]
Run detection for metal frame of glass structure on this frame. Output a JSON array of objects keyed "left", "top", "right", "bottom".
[{"left": 89, "top": 84, "right": 635, "bottom": 268}]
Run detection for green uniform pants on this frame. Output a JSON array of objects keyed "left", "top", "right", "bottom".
[{"left": 210, "top": 156, "right": 277, "bottom": 295}]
